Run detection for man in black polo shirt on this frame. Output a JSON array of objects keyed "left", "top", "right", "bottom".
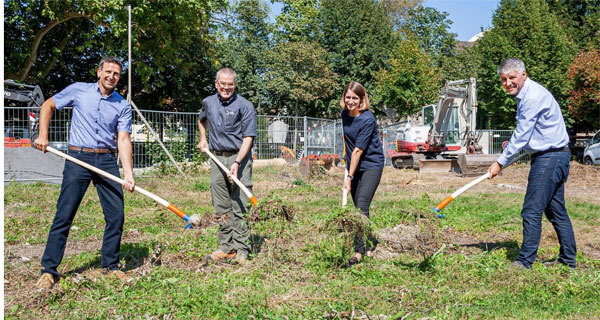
[{"left": 197, "top": 68, "right": 256, "bottom": 264}]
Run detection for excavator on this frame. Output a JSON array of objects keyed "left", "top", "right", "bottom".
[{"left": 389, "top": 78, "right": 497, "bottom": 175}]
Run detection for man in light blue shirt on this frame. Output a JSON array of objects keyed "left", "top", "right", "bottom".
[
  {"left": 488, "top": 58, "right": 576, "bottom": 269},
  {"left": 33, "top": 56, "right": 135, "bottom": 288}
]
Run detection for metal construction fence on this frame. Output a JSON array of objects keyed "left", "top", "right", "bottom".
[
  {"left": 3, "top": 107, "right": 344, "bottom": 169},
  {"left": 4, "top": 106, "right": 527, "bottom": 174}
]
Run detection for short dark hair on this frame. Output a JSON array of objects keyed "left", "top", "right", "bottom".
[{"left": 98, "top": 56, "right": 123, "bottom": 71}]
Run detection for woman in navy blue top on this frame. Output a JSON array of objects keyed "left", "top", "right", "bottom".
[{"left": 340, "top": 82, "right": 385, "bottom": 268}]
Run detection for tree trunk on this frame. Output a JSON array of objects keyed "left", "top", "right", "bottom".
[
  {"left": 37, "top": 28, "right": 74, "bottom": 81},
  {"left": 15, "top": 12, "right": 88, "bottom": 82}
]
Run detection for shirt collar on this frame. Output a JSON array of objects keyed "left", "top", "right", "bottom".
[
  {"left": 219, "top": 92, "right": 237, "bottom": 106},
  {"left": 515, "top": 77, "right": 530, "bottom": 102},
  {"left": 95, "top": 81, "right": 115, "bottom": 99}
]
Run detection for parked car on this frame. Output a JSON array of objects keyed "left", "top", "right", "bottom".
[{"left": 583, "top": 130, "right": 600, "bottom": 165}]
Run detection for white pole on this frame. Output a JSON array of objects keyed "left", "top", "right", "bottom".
[{"left": 127, "top": 5, "right": 132, "bottom": 103}]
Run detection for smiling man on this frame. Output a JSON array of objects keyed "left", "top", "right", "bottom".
[
  {"left": 33, "top": 56, "right": 135, "bottom": 289},
  {"left": 487, "top": 58, "right": 576, "bottom": 270},
  {"left": 197, "top": 68, "right": 256, "bottom": 265}
]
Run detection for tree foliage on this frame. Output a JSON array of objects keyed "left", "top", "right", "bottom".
[
  {"left": 265, "top": 41, "right": 338, "bottom": 116},
  {"left": 4, "top": 0, "right": 224, "bottom": 111},
  {"left": 317, "top": 0, "right": 397, "bottom": 100},
  {"left": 567, "top": 49, "right": 600, "bottom": 131},
  {"left": 474, "top": 0, "right": 576, "bottom": 129},
  {"left": 401, "top": 6, "right": 457, "bottom": 62},
  {"left": 373, "top": 39, "right": 441, "bottom": 118},
  {"left": 214, "top": 0, "right": 272, "bottom": 110}
]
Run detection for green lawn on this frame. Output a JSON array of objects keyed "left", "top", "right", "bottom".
[{"left": 4, "top": 165, "right": 600, "bottom": 319}]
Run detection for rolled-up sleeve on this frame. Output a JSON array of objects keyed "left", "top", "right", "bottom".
[
  {"left": 355, "top": 118, "right": 375, "bottom": 151},
  {"left": 497, "top": 98, "right": 545, "bottom": 166},
  {"left": 241, "top": 102, "right": 257, "bottom": 137},
  {"left": 117, "top": 102, "right": 132, "bottom": 133},
  {"left": 52, "top": 83, "right": 78, "bottom": 110}
]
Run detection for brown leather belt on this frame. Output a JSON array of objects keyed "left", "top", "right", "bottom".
[
  {"left": 68, "top": 145, "right": 115, "bottom": 154},
  {"left": 212, "top": 150, "right": 238, "bottom": 157}
]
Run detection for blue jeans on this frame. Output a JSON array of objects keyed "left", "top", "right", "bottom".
[
  {"left": 41, "top": 150, "right": 124, "bottom": 277},
  {"left": 516, "top": 150, "right": 576, "bottom": 268}
]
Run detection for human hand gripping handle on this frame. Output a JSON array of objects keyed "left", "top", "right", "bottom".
[
  {"left": 203, "top": 148, "right": 258, "bottom": 207},
  {"left": 432, "top": 153, "right": 528, "bottom": 217}
]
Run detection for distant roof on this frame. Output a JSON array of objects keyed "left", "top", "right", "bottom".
[{"left": 467, "top": 29, "right": 491, "bottom": 42}]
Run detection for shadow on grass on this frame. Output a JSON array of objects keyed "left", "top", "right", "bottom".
[
  {"left": 460, "top": 240, "right": 520, "bottom": 260},
  {"left": 62, "top": 243, "right": 151, "bottom": 275}
]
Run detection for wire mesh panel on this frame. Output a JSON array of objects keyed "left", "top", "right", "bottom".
[
  {"left": 380, "top": 122, "right": 411, "bottom": 166},
  {"left": 254, "top": 115, "right": 304, "bottom": 160}
]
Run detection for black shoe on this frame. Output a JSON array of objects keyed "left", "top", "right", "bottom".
[
  {"left": 543, "top": 259, "right": 576, "bottom": 269},
  {"left": 342, "top": 256, "right": 361, "bottom": 269}
]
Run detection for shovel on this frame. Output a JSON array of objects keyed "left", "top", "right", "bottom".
[
  {"left": 433, "top": 152, "right": 528, "bottom": 218},
  {"left": 203, "top": 148, "right": 258, "bottom": 207}
]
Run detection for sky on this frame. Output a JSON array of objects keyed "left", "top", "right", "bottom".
[
  {"left": 423, "top": 0, "right": 501, "bottom": 41},
  {"left": 269, "top": 0, "right": 501, "bottom": 42}
]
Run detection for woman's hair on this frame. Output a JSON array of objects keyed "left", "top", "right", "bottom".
[{"left": 340, "top": 81, "right": 370, "bottom": 111}]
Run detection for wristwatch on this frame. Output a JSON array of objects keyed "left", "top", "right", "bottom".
[
  {"left": 347, "top": 175, "right": 354, "bottom": 180},
  {"left": 234, "top": 160, "right": 241, "bottom": 166}
]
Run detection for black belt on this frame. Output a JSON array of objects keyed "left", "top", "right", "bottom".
[
  {"left": 69, "top": 145, "right": 115, "bottom": 154},
  {"left": 532, "top": 146, "right": 569, "bottom": 158},
  {"left": 212, "top": 150, "right": 238, "bottom": 157}
]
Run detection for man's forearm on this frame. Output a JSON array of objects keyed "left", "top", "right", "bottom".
[
  {"left": 198, "top": 119, "right": 207, "bottom": 141},
  {"left": 118, "top": 139, "right": 134, "bottom": 177},
  {"left": 236, "top": 137, "right": 253, "bottom": 162}
]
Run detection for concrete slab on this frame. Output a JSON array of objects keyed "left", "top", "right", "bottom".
[{"left": 4, "top": 147, "right": 65, "bottom": 184}]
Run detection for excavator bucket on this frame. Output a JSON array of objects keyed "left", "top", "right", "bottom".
[
  {"left": 419, "top": 158, "right": 459, "bottom": 173},
  {"left": 457, "top": 154, "right": 498, "bottom": 176}
]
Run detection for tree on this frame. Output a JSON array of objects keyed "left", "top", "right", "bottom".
[
  {"left": 567, "top": 49, "right": 600, "bottom": 132},
  {"left": 4, "top": 0, "right": 224, "bottom": 111},
  {"left": 275, "top": 0, "right": 320, "bottom": 43},
  {"left": 373, "top": 39, "right": 441, "bottom": 118},
  {"left": 474, "top": 0, "right": 576, "bottom": 129},
  {"left": 401, "top": 5, "right": 457, "bottom": 62},
  {"left": 264, "top": 41, "right": 338, "bottom": 117},
  {"left": 546, "top": 0, "right": 600, "bottom": 50},
  {"left": 317, "top": 0, "right": 397, "bottom": 107},
  {"left": 214, "top": 0, "right": 272, "bottom": 110}
]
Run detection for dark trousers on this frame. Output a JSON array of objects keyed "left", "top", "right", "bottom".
[
  {"left": 516, "top": 150, "right": 576, "bottom": 268},
  {"left": 41, "top": 150, "right": 125, "bottom": 277},
  {"left": 350, "top": 168, "right": 383, "bottom": 254}
]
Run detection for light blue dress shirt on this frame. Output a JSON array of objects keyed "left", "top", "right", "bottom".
[
  {"left": 497, "top": 78, "right": 569, "bottom": 166},
  {"left": 53, "top": 82, "right": 132, "bottom": 149}
]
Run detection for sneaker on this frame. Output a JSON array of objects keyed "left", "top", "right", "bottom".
[
  {"left": 105, "top": 269, "right": 133, "bottom": 282},
  {"left": 233, "top": 251, "right": 249, "bottom": 265},
  {"left": 204, "top": 250, "right": 236, "bottom": 262},
  {"left": 35, "top": 273, "right": 55, "bottom": 289},
  {"left": 543, "top": 260, "right": 576, "bottom": 269},
  {"left": 510, "top": 261, "right": 528, "bottom": 270}
]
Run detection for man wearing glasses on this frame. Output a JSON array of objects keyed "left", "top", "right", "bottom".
[{"left": 197, "top": 68, "right": 256, "bottom": 265}]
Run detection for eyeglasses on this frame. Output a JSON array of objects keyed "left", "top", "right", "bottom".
[{"left": 218, "top": 82, "right": 236, "bottom": 89}]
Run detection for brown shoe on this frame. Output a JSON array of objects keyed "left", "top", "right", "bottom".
[
  {"left": 35, "top": 273, "right": 55, "bottom": 289},
  {"left": 106, "top": 270, "right": 133, "bottom": 282},
  {"left": 204, "top": 250, "right": 236, "bottom": 262}
]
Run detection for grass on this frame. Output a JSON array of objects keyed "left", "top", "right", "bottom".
[{"left": 4, "top": 165, "right": 600, "bottom": 319}]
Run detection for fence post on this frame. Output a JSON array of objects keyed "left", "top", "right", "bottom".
[{"left": 303, "top": 116, "right": 308, "bottom": 157}]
